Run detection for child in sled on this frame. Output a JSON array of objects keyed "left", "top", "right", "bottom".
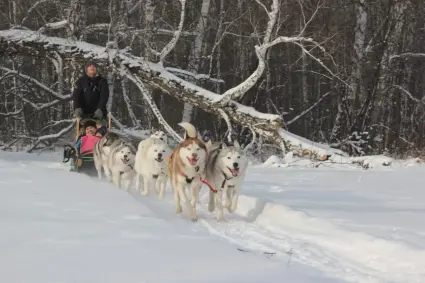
[
  {"left": 62, "top": 118, "right": 109, "bottom": 174},
  {"left": 76, "top": 120, "right": 107, "bottom": 155}
]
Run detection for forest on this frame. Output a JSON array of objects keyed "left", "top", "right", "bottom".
[{"left": 0, "top": 0, "right": 423, "bottom": 159}]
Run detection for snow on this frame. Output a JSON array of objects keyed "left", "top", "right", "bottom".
[
  {"left": 0, "top": 29, "right": 110, "bottom": 60},
  {"left": 1, "top": 151, "right": 425, "bottom": 283},
  {"left": 43, "top": 20, "right": 68, "bottom": 29},
  {"left": 165, "top": 67, "right": 225, "bottom": 84},
  {"left": 279, "top": 128, "right": 348, "bottom": 157},
  {"left": 0, "top": 152, "right": 337, "bottom": 283},
  {"left": 346, "top": 155, "right": 394, "bottom": 169}
]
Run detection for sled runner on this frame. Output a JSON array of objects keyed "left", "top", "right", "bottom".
[{"left": 62, "top": 114, "right": 111, "bottom": 177}]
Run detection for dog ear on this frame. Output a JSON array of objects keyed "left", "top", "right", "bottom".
[
  {"left": 234, "top": 139, "right": 241, "bottom": 149},
  {"left": 220, "top": 142, "right": 227, "bottom": 150}
]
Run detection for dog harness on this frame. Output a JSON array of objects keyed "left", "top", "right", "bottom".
[
  {"left": 220, "top": 171, "right": 235, "bottom": 189},
  {"left": 119, "top": 164, "right": 133, "bottom": 175},
  {"left": 179, "top": 167, "right": 236, "bottom": 193},
  {"left": 152, "top": 171, "right": 166, "bottom": 179},
  {"left": 180, "top": 166, "right": 218, "bottom": 194}
]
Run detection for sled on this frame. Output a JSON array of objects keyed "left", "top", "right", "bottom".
[{"left": 62, "top": 113, "right": 111, "bottom": 177}]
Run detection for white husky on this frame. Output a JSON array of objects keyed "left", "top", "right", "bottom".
[
  {"left": 134, "top": 138, "right": 171, "bottom": 199},
  {"left": 93, "top": 131, "right": 121, "bottom": 182},
  {"left": 137, "top": 130, "right": 168, "bottom": 152},
  {"left": 107, "top": 140, "right": 137, "bottom": 191},
  {"left": 168, "top": 122, "right": 208, "bottom": 221},
  {"left": 204, "top": 140, "right": 248, "bottom": 222}
]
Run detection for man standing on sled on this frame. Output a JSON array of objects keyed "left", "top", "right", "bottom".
[
  {"left": 63, "top": 62, "right": 110, "bottom": 173},
  {"left": 72, "top": 62, "right": 109, "bottom": 126}
]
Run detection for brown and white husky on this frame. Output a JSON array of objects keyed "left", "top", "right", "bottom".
[{"left": 168, "top": 122, "right": 208, "bottom": 221}]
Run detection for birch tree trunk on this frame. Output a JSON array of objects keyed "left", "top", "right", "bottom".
[
  {"left": 376, "top": 1, "right": 408, "bottom": 149},
  {"left": 349, "top": 0, "right": 367, "bottom": 126},
  {"left": 180, "top": 0, "right": 211, "bottom": 123}
]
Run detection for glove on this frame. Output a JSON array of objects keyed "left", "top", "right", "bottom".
[
  {"left": 94, "top": 108, "right": 103, "bottom": 119},
  {"left": 95, "top": 125, "right": 107, "bottom": 137},
  {"left": 74, "top": 108, "right": 83, "bottom": 118}
]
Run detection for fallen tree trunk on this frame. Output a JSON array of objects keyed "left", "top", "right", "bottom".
[{"left": 0, "top": 28, "right": 346, "bottom": 159}]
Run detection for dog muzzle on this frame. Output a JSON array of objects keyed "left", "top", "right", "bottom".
[
  {"left": 187, "top": 157, "right": 199, "bottom": 166},
  {"left": 228, "top": 167, "right": 239, "bottom": 177}
]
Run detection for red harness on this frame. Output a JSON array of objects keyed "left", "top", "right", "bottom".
[
  {"left": 200, "top": 177, "right": 217, "bottom": 193},
  {"left": 180, "top": 172, "right": 218, "bottom": 194}
]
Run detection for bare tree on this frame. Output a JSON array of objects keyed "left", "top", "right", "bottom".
[{"left": 0, "top": 0, "right": 423, "bottom": 159}]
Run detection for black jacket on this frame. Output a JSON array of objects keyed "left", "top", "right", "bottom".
[{"left": 72, "top": 74, "right": 109, "bottom": 118}]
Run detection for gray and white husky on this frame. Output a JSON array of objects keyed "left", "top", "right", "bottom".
[
  {"left": 204, "top": 140, "right": 248, "bottom": 222},
  {"left": 93, "top": 131, "right": 121, "bottom": 181},
  {"left": 107, "top": 139, "right": 137, "bottom": 191}
]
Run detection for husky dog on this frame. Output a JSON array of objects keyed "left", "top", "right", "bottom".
[
  {"left": 134, "top": 138, "right": 172, "bottom": 199},
  {"left": 136, "top": 130, "right": 168, "bottom": 157},
  {"left": 107, "top": 140, "right": 137, "bottom": 191},
  {"left": 93, "top": 131, "right": 121, "bottom": 181},
  {"left": 150, "top": 129, "right": 167, "bottom": 143},
  {"left": 168, "top": 122, "right": 208, "bottom": 221},
  {"left": 205, "top": 140, "right": 248, "bottom": 222},
  {"left": 138, "top": 130, "right": 168, "bottom": 150}
]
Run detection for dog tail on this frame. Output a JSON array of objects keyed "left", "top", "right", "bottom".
[
  {"left": 205, "top": 140, "right": 212, "bottom": 154},
  {"left": 178, "top": 122, "right": 198, "bottom": 139}
]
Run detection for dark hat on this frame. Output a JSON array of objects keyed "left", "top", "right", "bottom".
[
  {"left": 86, "top": 61, "right": 97, "bottom": 67},
  {"left": 85, "top": 62, "right": 97, "bottom": 72},
  {"left": 84, "top": 120, "right": 97, "bottom": 129}
]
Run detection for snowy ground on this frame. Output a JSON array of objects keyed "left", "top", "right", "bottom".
[{"left": 1, "top": 152, "right": 424, "bottom": 283}]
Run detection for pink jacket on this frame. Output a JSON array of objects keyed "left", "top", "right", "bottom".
[{"left": 80, "top": 135, "right": 100, "bottom": 154}]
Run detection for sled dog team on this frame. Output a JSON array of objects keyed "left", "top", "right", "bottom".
[{"left": 93, "top": 122, "right": 248, "bottom": 222}]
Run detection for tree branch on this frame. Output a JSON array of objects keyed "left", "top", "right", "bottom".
[
  {"left": 390, "top": 52, "right": 425, "bottom": 62},
  {"left": 120, "top": 64, "right": 183, "bottom": 142},
  {"left": 38, "top": 20, "right": 69, "bottom": 33},
  {"left": 0, "top": 108, "right": 23, "bottom": 117},
  {"left": 0, "top": 28, "right": 344, "bottom": 159},
  {"left": 157, "top": 0, "right": 186, "bottom": 66},
  {"left": 0, "top": 66, "right": 70, "bottom": 100},
  {"left": 393, "top": 85, "right": 425, "bottom": 105},
  {"left": 286, "top": 91, "right": 332, "bottom": 126},
  {"left": 243, "top": 125, "right": 257, "bottom": 154},
  {"left": 217, "top": 108, "right": 232, "bottom": 143},
  {"left": 121, "top": 77, "right": 142, "bottom": 128},
  {"left": 26, "top": 121, "right": 75, "bottom": 153}
]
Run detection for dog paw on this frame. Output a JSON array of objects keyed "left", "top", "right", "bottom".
[
  {"left": 230, "top": 204, "right": 238, "bottom": 212},
  {"left": 208, "top": 204, "right": 215, "bottom": 212},
  {"left": 141, "top": 190, "right": 148, "bottom": 196},
  {"left": 191, "top": 215, "right": 199, "bottom": 222},
  {"left": 226, "top": 207, "right": 234, "bottom": 213},
  {"left": 216, "top": 216, "right": 227, "bottom": 223},
  {"left": 176, "top": 206, "right": 182, "bottom": 213},
  {"left": 216, "top": 212, "right": 226, "bottom": 222}
]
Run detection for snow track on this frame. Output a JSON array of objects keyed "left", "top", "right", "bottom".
[
  {"left": 196, "top": 195, "right": 425, "bottom": 283},
  {"left": 128, "top": 185, "right": 425, "bottom": 283},
  {"left": 2, "top": 152, "right": 425, "bottom": 283}
]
